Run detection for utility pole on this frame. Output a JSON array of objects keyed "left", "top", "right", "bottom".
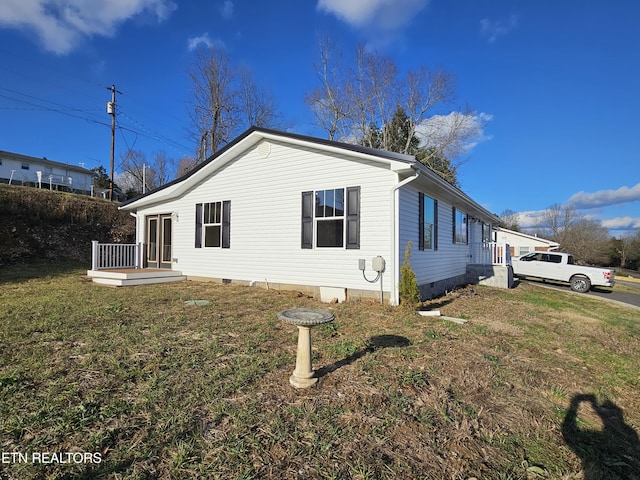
[{"left": 106, "top": 84, "right": 122, "bottom": 201}]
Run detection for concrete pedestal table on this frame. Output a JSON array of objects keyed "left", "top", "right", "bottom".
[{"left": 278, "top": 308, "right": 335, "bottom": 388}]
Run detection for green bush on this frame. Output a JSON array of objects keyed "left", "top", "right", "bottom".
[{"left": 399, "top": 241, "right": 420, "bottom": 306}]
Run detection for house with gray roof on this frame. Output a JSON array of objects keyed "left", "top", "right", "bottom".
[
  {"left": 88, "top": 127, "right": 508, "bottom": 304},
  {"left": 0, "top": 150, "right": 95, "bottom": 194}
]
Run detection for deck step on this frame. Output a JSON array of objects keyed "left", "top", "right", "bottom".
[{"left": 87, "top": 269, "right": 186, "bottom": 287}]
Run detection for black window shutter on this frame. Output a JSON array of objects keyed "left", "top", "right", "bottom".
[
  {"left": 418, "top": 192, "right": 424, "bottom": 251},
  {"left": 301, "top": 191, "right": 313, "bottom": 249},
  {"left": 346, "top": 186, "right": 360, "bottom": 249},
  {"left": 452, "top": 207, "right": 456, "bottom": 243},
  {"left": 195, "top": 203, "right": 203, "bottom": 248},
  {"left": 465, "top": 212, "right": 469, "bottom": 244},
  {"left": 434, "top": 199, "right": 439, "bottom": 251},
  {"left": 222, "top": 200, "right": 231, "bottom": 248}
]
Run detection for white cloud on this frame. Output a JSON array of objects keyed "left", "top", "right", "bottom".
[
  {"left": 567, "top": 183, "right": 640, "bottom": 209},
  {"left": 317, "top": 0, "right": 429, "bottom": 32},
  {"left": 0, "top": 0, "right": 176, "bottom": 54},
  {"left": 480, "top": 14, "right": 518, "bottom": 43},
  {"left": 514, "top": 211, "right": 640, "bottom": 233},
  {"left": 514, "top": 210, "right": 547, "bottom": 230},
  {"left": 601, "top": 217, "right": 640, "bottom": 230},
  {"left": 220, "top": 0, "right": 233, "bottom": 20},
  {"left": 187, "top": 33, "right": 225, "bottom": 51},
  {"left": 415, "top": 111, "right": 493, "bottom": 156}
]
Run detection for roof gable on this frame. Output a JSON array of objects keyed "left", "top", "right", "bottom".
[
  {"left": 494, "top": 227, "right": 559, "bottom": 246},
  {"left": 119, "top": 127, "right": 499, "bottom": 225},
  {"left": 120, "top": 127, "right": 416, "bottom": 210}
]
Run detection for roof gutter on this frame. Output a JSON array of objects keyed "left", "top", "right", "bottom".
[{"left": 390, "top": 168, "right": 420, "bottom": 306}]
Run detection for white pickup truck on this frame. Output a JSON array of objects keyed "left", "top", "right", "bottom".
[{"left": 512, "top": 251, "right": 615, "bottom": 293}]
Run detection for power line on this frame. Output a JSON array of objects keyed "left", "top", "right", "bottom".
[
  {"left": 0, "top": 85, "right": 192, "bottom": 156},
  {"left": 118, "top": 110, "right": 192, "bottom": 154},
  {"left": 0, "top": 91, "right": 110, "bottom": 128},
  {"left": 0, "top": 47, "right": 195, "bottom": 156}
]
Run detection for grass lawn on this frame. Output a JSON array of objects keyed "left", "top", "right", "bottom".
[{"left": 1, "top": 262, "right": 639, "bottom": 479}]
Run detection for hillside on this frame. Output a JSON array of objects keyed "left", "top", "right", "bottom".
[{"left": 0, "top": 184, "right": 135, "bottom": 266}]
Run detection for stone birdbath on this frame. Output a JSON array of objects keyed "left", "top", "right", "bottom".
[{"left": 278, "top": 308, "right": 335, "bottom": 388}]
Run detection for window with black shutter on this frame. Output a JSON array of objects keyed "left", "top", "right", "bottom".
[
  {"left": 345, "top": 186, "right": 360, "bottom": 249},
  {"left": 301, "top": 186, "right": 360, "bottom": 249},
  {"left": 301, "top": 191, "right": 313, "bottom": 249},
  {"left": 196, "top": 201, "right": 231, "bottom": 248},
  {"left": 195, "top": 203, "right": 203, "bottom": 248},
  {"left": 419, "top": 192, "right": 437, "bottom": 251}
]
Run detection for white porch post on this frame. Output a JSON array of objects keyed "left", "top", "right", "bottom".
[
  {"left": 136, "top": 242, "right": 143, "bottom": 269},
  {"left": 91, "top": 240, "right": 99, "bottom": 271}
]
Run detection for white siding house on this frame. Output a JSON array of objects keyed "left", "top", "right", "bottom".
[
  {"left": 493, "top": 227, "right": 559, "bottom": 258},
  {"left": 100, "top": 128, "right": 501, "bottom": 304},
  {"left": 0, "top": 150, "right": 95, "bottom": 194}
]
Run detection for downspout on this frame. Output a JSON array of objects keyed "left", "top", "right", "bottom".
[
  {"left": 390, "top": 168, "right": 420, "bottom": 306},
  {"left": 129, "top": 212, "right": 139, "bottom": 243}
]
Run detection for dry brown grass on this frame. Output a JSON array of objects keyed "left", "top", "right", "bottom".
[{"left": 0, "top": 264, "right": 639, "bottom": 479}]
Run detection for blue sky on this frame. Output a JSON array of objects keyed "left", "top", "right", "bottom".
[{"left": 1, "top": 0, "right": 638, "bottom": 236}]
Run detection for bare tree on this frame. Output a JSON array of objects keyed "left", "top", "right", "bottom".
[
  {"left": 305, "top": 37, "right": 352, "bottom": 141},
  {"left": 306, "top": 41, "right": 486, "bottom": 180},
  {"left": 614, "top": 231, "right": 640, "bottom": 270},
  {"left": 176, "top": 155, "right": 198, "bottom": 178},
  {"left": 119, "top": 149, "right": 176, "bottom": 195},
  {"left": 537, "top": 203, "right": 610, "bottom": 264},
  {"left": 499, "top": 209, "right": 521, "bottom": 232},
  {"left": 118, "top": 150, "right": 147, "bottom": 195},
  {"left": 151, "top": 151, "right": 174, "bottom": 187},
  {"left": 187, "top": 48, "right": 283, "bottom": 163},
  {"left": 630, "top": 232, "right": 640, "bottom": 270},
  {"left": 541, "top": 203, "right": 579, "bottom": 248},
  {"left": 562, "top": 218, "right": 610, "bottom": 265}
]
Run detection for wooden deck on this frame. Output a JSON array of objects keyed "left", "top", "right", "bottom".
[{"left": 86, "top": 268, "right": 186, "bottom": 287}]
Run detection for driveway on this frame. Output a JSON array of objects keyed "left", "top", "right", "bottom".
[{"left": 517, "top": 277, "right": 640, "bottom": 310}]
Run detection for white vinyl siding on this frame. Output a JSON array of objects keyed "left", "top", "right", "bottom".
[
  {"left": 135, "top": 140, "right": 396, "bottom": 293},
  {"left": 398, "top": 186, "right": 471, "bottom": 286}
]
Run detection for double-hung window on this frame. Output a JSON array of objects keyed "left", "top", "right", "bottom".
[
  {"left": 419, "top": 192, "right": 438, "bottom": 251},
  {"left": 482, "top": 223, "right": 491, "bottom": 243},
  {"left": 301, "top": 187, "right": 360, "bottom": 249},
  {"left": 204, "top": 202, "right": 223, "bottom": 247},
  {"left": 315, "top": 188, "right": 344, "bottom": 247},
  {"left": 452, "top": 208, "right": 468, "bottom": 244},
  {"left": 195, "top": 201, "right": 230, "bottom": 248}
]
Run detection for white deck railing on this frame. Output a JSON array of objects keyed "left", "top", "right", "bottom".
[
  {"left": 91, "top": 241, "right": 143, "bottom": 270},
  {"left": 470, "top": 242, "right": 511, "bottom": 266}
]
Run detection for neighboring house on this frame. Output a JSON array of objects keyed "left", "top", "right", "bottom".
[
  {"left": 100, "top": 127, "right": 502, "bottom": 304},
  {"left": 0, "top": 150, "right": 95, "bottom": 194},
  {"left": 95, "top": 187, "right": 127, "bottom": 203},
  {"left": 493, "top": 227, "right": 559, "bottom": 258}
]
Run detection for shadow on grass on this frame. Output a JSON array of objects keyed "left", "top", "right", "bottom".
[
  {"left": 562, "top": 394, "right": 640, "bottom": 479},
  {"left": 0, "top": 260, "right": 86, "bottom": 284},
  {"left": 418, "top": 296, "right": 456, "bottom": 311},
  {"left": 315, "top": 334, "right": 411, "bottom": 378}
]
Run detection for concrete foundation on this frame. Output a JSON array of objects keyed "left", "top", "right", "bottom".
[
  {"left": 187, "top": 276, "right": 389, "bottom": 303},
  {"left": 417, "top": 273, "right": 470, "bottom": 300},
  {"left": 466, "top": 264, "right": 514, "bottom": 289}
]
